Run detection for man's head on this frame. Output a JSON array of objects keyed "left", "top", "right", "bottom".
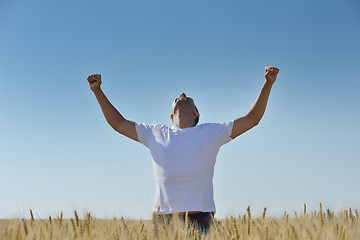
[{"left": 170, "top": 93, "right": 200, "bottom": 128}]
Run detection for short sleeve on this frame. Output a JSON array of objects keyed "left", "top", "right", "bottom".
[
  {"left": 215, "top": 120, "right": 234, "bottom": 146},
  {"left": 135, "top": 123, "right": 154, "bottom": 148}
]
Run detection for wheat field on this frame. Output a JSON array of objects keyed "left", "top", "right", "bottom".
[{"left": 1, "top": 204, "right": 359, "bottom": 240}]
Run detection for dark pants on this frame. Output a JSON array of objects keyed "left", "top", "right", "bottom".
[{"left": 156, "top": 212, "right": 214, "bottom": 233}]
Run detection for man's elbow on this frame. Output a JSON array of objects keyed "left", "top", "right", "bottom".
[
  {"left": 246, "top": 115, "right": 260, "bottom": 128},
  {"left": 252, "top": 120, "right": 260, "bottom": 127},
  {"left": 108, "top": 119, "right": 126, "bottom": 132}
]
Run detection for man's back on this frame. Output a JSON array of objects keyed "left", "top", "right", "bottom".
[{"left": 136, "top": 121, "right": 234, "bottom": 214}]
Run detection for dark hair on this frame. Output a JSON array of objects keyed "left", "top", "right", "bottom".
[{"left": 194, "top": 107, "right": 199, "bottom": 126}]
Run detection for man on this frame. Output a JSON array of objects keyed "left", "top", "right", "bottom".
[{"left": 87, "top": 66, "right": 279, "bottom": 231}]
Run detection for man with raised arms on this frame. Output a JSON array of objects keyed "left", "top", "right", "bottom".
[{"left": 87, "top": 66, "right": 279, "bottom": 232}]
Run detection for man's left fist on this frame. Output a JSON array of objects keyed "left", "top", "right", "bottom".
[{"left": 264, "top": 66, "right": 279, "bottom": 83}]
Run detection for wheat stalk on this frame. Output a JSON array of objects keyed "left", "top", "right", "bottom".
[{"left": 21, "top": 219, "right": 28, "bottom": 236}]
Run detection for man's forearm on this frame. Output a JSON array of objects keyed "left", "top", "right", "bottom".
[
  {"left": 92, "top": 88, "right": 126, "bottom": 129},
  {"left": 246, "top": 80, "right": 274, "bottom": 125}
]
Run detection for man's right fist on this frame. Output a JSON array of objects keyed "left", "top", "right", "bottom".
[{"left": 87, "top": 74, "right": 102, "bottom": 91}]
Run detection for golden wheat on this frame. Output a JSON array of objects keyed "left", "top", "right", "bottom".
[{"left": 0, "top": 205, "right": 359, "bottom": 240}]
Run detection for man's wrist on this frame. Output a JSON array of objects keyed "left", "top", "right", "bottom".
[
  {"left": 92, "top": 87, "right": 102, "bottom": 94},
  {"left": 264, "top": 79, "right": 275, "bottom": 85}
]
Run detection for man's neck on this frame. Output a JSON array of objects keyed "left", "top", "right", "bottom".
[
  {"left": 172, "top": 108, "right": 196, "bottom": 128},
  {"left": 172, "top": 117, "right": 195, "bottom": 129}
]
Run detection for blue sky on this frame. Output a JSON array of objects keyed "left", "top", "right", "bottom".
[{"left": 1, "top": 0, "right": 359, "bottom": 219}]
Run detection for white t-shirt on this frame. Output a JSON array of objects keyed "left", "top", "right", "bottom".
[{"left": 135, "top": 120, "right": 234, "bottom": 214}]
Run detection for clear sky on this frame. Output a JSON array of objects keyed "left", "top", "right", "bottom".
[{"left": 1, "top": 0, "right": 359, "bottom": 220}]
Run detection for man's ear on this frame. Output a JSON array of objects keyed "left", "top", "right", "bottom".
[
  {"left": 170, "top": 113, "right": 173, "bottom": 119},
  {"left": 193, "top": 111, "right": 200, "bottom": 118}
]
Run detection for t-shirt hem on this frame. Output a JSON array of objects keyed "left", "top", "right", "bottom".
[{"left": 153, "top": 208, "right": 216, "bottom": 214}]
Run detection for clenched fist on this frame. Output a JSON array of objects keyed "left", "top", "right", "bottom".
[
  {"left": 87, "top": 74, "right": 102, "bottom": 91},
  {"left": 264, "top": 66, "right": 279, "bottom": 83}
]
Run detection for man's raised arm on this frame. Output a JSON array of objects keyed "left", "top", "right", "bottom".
[
  {"left": 230, "top": 66, "right": 279, "bottom": 139},
  {"left": 87, "top": 74, "right": 138, "bottom": 142}
]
